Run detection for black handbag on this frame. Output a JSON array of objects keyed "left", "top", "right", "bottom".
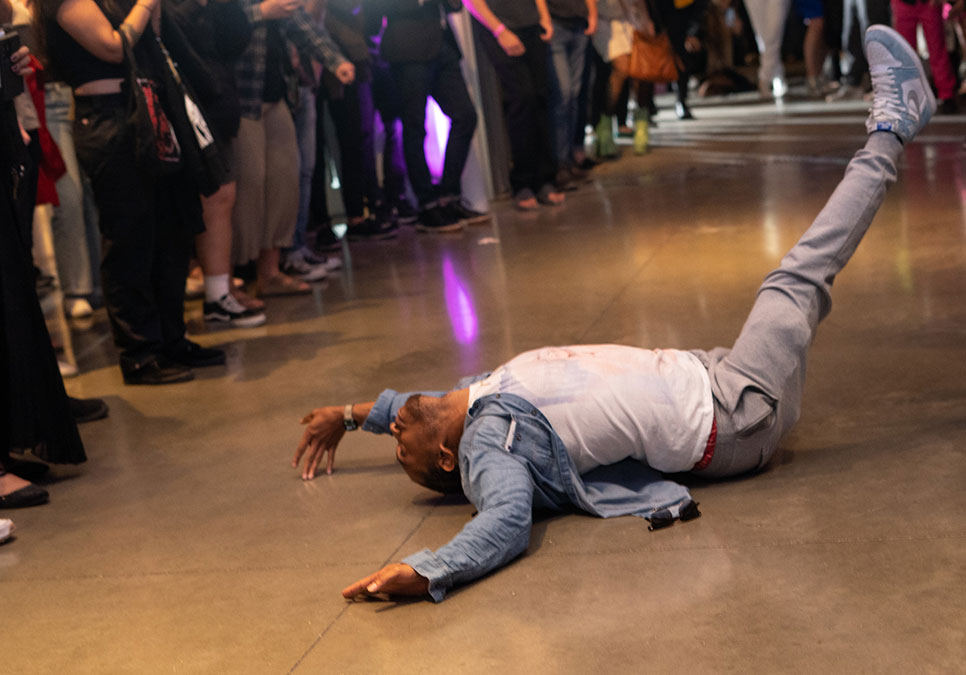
[
  {"left": 118, "top": 31, "right": 182, "bottom": 175},
  {"left": 156, "top": 37, "right": 229, "bottom": 197}
]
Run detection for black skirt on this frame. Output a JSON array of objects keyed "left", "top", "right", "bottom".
[{"left": 0, "top": 101, "right": 86, "bottom": 466}]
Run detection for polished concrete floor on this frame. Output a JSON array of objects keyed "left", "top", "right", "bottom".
[{"left": 4, "top": 98, "right": 966, "bottom": 674}]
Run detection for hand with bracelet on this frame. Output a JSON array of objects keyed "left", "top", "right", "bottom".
[
  {"left": 494, "top": 23, "right": 525, "bottom": 56},
  {"left": 294, "top": 401, "right": 373, "bottom": 479}
]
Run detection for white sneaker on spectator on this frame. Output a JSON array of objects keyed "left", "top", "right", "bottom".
[
  {"left": 203, "top": 293, "right": 267, "bottom": 328},
  {"left": 282, "top": 250, "right": 329, "bottom": 282},
  {"left": 65, "top": 297, "right": 93, "bottom": 319},
  {"left": 0, "top": 518, "right": 14, "bottom": 544},
  {"left": 296, "top": 245, "right": 342, "bottom": 271}
]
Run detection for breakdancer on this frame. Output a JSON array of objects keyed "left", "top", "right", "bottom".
[{"left": 293, "top": 26, "right": 936, "bottom": 602}]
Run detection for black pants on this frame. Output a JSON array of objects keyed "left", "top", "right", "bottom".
[
  {"left": 391, "top": 35, "right": 477, "bottom": 207},
  {"left": 371, "top": 56, "right": 410, "bottom": 208},
  {"left": 74, "top": 94, "right": 194, "bottom": 368},
  {"left": 327, "top": 79, "right": 383, "bottom": 219},
  {"left": 653, "top": 0, "right": 707, "bottom": 104},
  {"left": 475, "top": 24, "right": 557, "bottom": 196}
]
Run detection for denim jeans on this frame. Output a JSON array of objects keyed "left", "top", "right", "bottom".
[
  {"left": 45, "top": 82, "right": 100, "bottom": 298},
  {"left": 292, "top": 85, "right": 316, "bottom": 250},
  {"left": 546, "top": 19, "right": 588, "bottom": 167}
]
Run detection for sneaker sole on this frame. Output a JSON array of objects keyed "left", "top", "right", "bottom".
[{"left": 415, "top": 222, "right": 465, "bottom": 233}]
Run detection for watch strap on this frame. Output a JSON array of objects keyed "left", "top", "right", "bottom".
[{"left": 343, "top": 403, "right": 358, "bottom": 431}]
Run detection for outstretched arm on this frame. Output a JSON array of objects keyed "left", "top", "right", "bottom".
[{"left": 342, "top": 415, "right": 535, "bottom": 602}]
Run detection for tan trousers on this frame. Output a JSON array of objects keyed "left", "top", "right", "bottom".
[{"left": 231, "top": 101, "right": 299, "bottom": 265}]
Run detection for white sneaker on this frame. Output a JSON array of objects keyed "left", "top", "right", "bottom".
[
  {"left": 203, "top": 293, "right": 267, "bottom": 328},
  {"left": 296, "top": 246, "right": 342, "bottom": 272},
  {"left": 65, "top": 297, "right": 93, "bottom": 319},
  {"left": 864, "top": 25, "right": 937, "bottom": 144},
  {"left": 0, "top": 518, "right": 14, "bottom": 544},
  {"left": 281, "top": 250, "right": 328, "bottom": 282}
]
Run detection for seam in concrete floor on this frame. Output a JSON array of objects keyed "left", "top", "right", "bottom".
[{"left": 287, "top": 497, "right": 443, "bottom": 673}]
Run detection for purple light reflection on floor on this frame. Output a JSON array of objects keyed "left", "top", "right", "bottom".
[
  {"left": 442, "top": 257, "right": 478, "bottom": 345},
  {"left": 425, "top": 98, "right": 451, "bottom": 182}
]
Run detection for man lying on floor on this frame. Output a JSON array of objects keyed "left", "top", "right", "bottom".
[{"left": 292, "top": 25, "right": 935, "bottom": 603}]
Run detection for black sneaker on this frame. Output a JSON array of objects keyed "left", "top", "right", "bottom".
[
  {"left": 394, "top": 200, "right": 418, "bottom": 224},
  {"left": 203, "top": 294, "right": 267, "bottom": 328},
  {"left": 164, "top": 339, "right": 226, "bottom": 368},
  {"left": 416, "top": 205, "right": 464, "bottom": 233},
  {"left": 69, "top": 396, "right": 109, "bottom": 423},
  {"left": 345, "top": 217, "right": 399, "bottom": 241},
  {"left": 444, "top": 200, "right": 491, "bottom": 225},
  {"left": 121, "top": 356, "right": 195, "bottom": 385}
]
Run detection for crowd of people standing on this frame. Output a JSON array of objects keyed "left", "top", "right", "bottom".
[{"left": 1, "top": 0, "right": 965, "bottom": 517}]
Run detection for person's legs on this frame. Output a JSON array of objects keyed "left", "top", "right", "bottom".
[
  {"left": 914, "top": 2, "right": 957, "bottom": 101},
  {"left": 548, "top": 19, "right": 586, "bottom": 168},
  {"left": 329, "top": 81, "right": 368, "bottom": 220},
  {"left": 475, "top": 23, "right": 542, "bottom": 196},
  {"left": 74, "top": 97, "right": 164, "bottom": 367},
  {"left": 292, "top": 85, "right": 317, "bottom": 251},
  {"left": 45, "top": 83, "right": 94, "bottom": 300},
  {"left": 698, "top": 25, "right": 935, "bottom": 478},
  {"left": 394, "top": 61, "right": 436, "bottom": 207},
  {"left": 430, "top": 38, "right": 478, "bottom": 202},
  {"left": 231, "top": 116, "right": 267, "bottom": 268},
  {"left": 257, "top": 101, "right": 304, "bottom": 291}
]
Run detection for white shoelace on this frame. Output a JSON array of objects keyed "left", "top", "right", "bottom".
[
  {"left": 221, "top": 293, "right": 249, "bottom": 314},
  {"left": 868, "top": 66, "right": 905, "bottom": 123}
]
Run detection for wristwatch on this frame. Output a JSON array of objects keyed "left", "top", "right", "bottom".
[{"left": 343, "top": 403, "right": 358, "bottom": 431}]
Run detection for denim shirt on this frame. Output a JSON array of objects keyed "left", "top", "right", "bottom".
[{"left": 362, "top": 384, "right": 696, "bottom": 602}]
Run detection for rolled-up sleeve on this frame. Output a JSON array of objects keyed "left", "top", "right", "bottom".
[{"left": 403, "top": 415, "right": 534, "bottom": 602}]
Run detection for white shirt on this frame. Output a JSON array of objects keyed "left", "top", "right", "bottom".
[{"left": 468, "top": 345, "right": 713, "bottom": 474}]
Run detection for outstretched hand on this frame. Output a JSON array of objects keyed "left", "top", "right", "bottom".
[
  {"left": 293, "top": 405, "right": 345, "bottom": 479},
  {"left": 342, "top": 563, "right": 429, "bottom": 599}
]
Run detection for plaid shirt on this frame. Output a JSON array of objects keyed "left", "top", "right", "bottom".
[{"left": 235, "top": 0, "right": 347, "bottom": 120}]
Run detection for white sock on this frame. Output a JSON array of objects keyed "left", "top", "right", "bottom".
[{"left": 204, "top": 274, "right": 230, "bottom": 303}]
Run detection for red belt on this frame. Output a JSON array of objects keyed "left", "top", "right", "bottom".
[{"left": 692, "top": 416, "right": 717, "bottom": 471}]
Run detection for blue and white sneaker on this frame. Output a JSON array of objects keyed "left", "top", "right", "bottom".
[{"left": 864, "top": 25, "right": 936, "bottom": 144}]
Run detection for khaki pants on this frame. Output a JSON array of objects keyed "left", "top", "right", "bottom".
[{"left": 232, "top": 101, "right": 299, "bottom": 265}]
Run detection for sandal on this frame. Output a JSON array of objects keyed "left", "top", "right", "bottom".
[
  {"left": 514, "top": 188, "right": 539, "bottom": 211},
  {"left": 256, "top": 273, "right": 311, "bottom": 297}
]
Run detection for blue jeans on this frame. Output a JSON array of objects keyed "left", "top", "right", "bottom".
[
  {"left": 292, "top": 85, "right": 317, "bottom": 251},
  {"left": 546, "top": 19, "right": 588, "bottom": 167},
  {"left": 45, "top": 82, "right": 101, "bottom": 298}
]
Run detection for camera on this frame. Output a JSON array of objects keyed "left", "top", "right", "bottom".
[{"left": 0, "top": 30, "right": 25, "bottom": 102}]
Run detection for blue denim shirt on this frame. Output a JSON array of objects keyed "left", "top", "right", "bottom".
[{"left": 362, "top": 384, "right": 695, "bottom": 602}]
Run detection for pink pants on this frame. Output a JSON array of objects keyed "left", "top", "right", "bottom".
[{"left": 890, "top": 0, "right": 956, "bottom": 100}]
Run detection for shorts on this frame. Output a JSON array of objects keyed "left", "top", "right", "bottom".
[{"left": 794, "top": 0, "right": 823, "bottom": 20}]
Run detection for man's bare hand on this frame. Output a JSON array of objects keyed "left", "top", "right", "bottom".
[
  {"left": 294, "top": 405, "right": 345, "bottom": 479},
  {"left": 341, "top": 563, "right": 429, "bottom": 599},
  {"left": 498, "top": 29, "right": 525, "bottom": 57},
  {"left": 333, "top": 61, "right": 355, "bottom": 85}
]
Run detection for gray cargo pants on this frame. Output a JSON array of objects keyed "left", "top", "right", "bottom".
[{"left": 692, "top": 132, "right": 903, "bottom": 478}]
